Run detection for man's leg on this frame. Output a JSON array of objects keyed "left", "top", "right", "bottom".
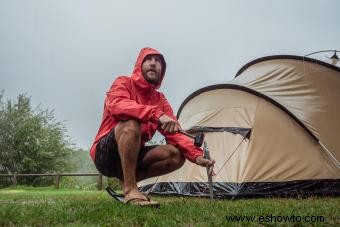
[
  {"left": 114, "top": 120, "right": 144, "bottom": 201},
  {"left": 114, "top": 120, "right": 185, "bottom": 200},
  {"left": 137, "top": 144, "right": 185, "bottom": 181}
]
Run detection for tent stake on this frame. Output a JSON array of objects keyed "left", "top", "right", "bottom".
[{"left": 203, "top": 141, "right": 214, "bottom": 200}]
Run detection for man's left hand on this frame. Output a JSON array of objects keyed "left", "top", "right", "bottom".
[{"left": 195, "top": 156, "right": 216, "bottom": 176}]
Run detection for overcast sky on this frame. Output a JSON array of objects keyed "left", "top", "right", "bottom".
[{"left": 1, "top": 0, "right": 339, "bottom": 149}]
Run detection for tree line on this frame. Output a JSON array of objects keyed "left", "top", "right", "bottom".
[{"left": 0, "top": 91, "right": 96, "bottom": 176}]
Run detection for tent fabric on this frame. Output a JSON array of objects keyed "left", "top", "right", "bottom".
[
  {"left": 232, "top": 56, "right": 340, "bottom": 162},
  {"left": 139, "top": 55, "right": 340, "bottom": 198},
  {"left": 188, "top": 126, "right": 251, "bottom": 138},
  {"left": 140, "top": 180, "right": 339, "bottom": 198}
]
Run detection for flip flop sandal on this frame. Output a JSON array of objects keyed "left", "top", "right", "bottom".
[
  {"left": 106, "top": 186, "right": 160, "bottom": 207},
  {"left": 125, "top": 197, "right": 160, "bottom": 208},
  {"left": 106, "top": 186, "right": 124, "bottom": 203}
]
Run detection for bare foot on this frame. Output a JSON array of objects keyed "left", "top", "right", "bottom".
[{"left": 124, "top": 188, "right": 148, "bottom": 202}]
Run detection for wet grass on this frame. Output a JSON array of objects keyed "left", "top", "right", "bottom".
[{"left": 0, "top": 186, "right": 339, "bottom": 226}]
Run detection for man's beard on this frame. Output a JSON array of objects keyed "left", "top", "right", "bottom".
[{"left": 144, "top": 70, "right": 160, "bottom": 85}]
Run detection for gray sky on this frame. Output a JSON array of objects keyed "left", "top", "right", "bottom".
[{"left": 1, "top": 0, "right": 339, "bottom": 149}]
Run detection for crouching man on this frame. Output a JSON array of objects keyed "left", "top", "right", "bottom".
[{"left": 90, "top": 47, "right": 214, "bottom": 206}]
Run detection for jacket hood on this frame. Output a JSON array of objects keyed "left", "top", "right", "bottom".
[{"left": 132, "top": 47, "right": 167, "bottom": 90}]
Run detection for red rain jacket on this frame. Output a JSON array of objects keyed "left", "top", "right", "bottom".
[{"left": 90, "top": 47, "right": 203, "bottom": 163}]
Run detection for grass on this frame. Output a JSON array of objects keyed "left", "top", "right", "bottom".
[{"left": 0, "top": 186, "right": 339, "bottom": 226}]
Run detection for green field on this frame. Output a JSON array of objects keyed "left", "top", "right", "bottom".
[{"left": 0, "top": 187, "right": 339, "bottom": 226}]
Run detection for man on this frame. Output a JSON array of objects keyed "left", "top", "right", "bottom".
[{"left": 90, "top": 47, "right": 214, "bottom": 206}]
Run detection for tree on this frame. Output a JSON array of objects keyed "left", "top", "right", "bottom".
[
  {"left": 0, "top": 91, "right": 75, "bottom": 174},
  {"left": 59, "top": 148, "right": 99, "bottom": 189},
  {"left": 69, "top": 148, "right": 97, "bottom": 173}
]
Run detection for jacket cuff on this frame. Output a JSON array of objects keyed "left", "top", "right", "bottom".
[
  {"left": 152, "top": 109, "right": 164, "bottom": 124},
  {"left": 187, "top": 148, "right": 204, "bottom": 163}
]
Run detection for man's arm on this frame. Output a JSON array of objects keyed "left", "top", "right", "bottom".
[
  {"left": 158, "top": 96, "right": 214, "bottom": 168},
  {"left": 105, "top": 77, "right": 164, "bottom": 123}
]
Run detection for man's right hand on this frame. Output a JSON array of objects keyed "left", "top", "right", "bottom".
[{"left": 158, "top": 114, "right": 182, "bottom": 133}]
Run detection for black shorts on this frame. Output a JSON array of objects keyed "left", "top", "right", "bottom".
[{"left": 94, "top": 128, "right": 157, "bottom": 180}]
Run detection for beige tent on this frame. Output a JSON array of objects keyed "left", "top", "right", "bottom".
[{"left": 139, "top": 55, "right": 340, "bottom": 198}]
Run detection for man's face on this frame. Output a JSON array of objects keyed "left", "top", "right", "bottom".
[{"left": 141, "top": 54, "right": 163, "bottom": 85}]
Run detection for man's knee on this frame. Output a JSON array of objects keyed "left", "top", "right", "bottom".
[
  {"left": 115, "top": 120, "right": 141, "bottom": 141},
  {"left": 167, "top": 145, "right": 185, "bottom": 168}
]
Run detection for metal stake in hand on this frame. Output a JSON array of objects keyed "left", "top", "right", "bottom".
[{"left": 203, "top": 141, "right": 214, "bottom": 200}]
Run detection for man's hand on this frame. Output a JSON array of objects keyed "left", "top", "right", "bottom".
[
  {"left": 159, "top": 114, "right": 182, "bottom": 133},
  {"left": 195, "top": 156, "right": 216, "bottom": 176}
]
